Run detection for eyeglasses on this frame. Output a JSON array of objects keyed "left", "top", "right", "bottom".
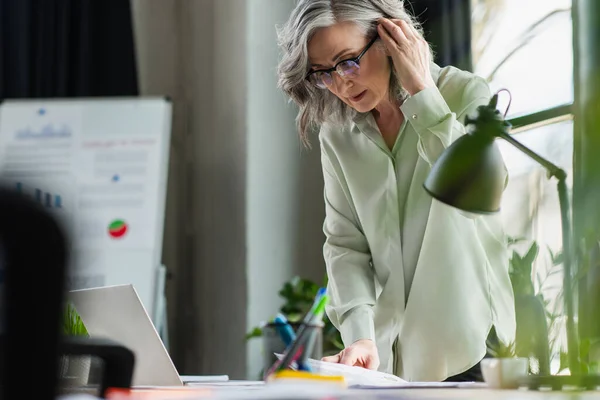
[{"left": 306, "top": 35, "right": 379, "bottom": 89}]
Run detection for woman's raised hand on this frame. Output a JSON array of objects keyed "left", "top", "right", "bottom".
[{"left": 377, "top": 18, "right": 436, "bottom": 96}]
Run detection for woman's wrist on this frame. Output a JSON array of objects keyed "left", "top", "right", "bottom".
[
  {"left": 352, "top": 338, "right": 376, "bottom": 346},
  {"left": 339, "top": 306, "right": 376, "bottom": 345},
  {"left": 406, "top": 80, "right": 434, "bottom": 97}
]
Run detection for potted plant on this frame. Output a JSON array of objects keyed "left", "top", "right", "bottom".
[
  {"left": 482, "top": 340, "right": 529, "bottom": 388},
  {"left": 60, "top": 303, "right": 91, "bottom": 387},
  {"left": 507, "top": 239, "right": 552, "bottom": 375},
  {"left": 246, "top": 276, "right": 343, "bottom": 373},
  {"left": 484, "top": 238, "right": 569, "bottom": 388}
]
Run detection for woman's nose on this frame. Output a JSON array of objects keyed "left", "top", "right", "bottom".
[{"left": 331, "top": 72, "right": 353, "bottom": 89}]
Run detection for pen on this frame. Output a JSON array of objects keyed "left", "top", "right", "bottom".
[
  {"left": 273, "top": 314, "right": 312, "bottom": 372},
  {"left": 275, "top": 294, "right": 328, "bottom": 372},
  {"left": 297, "top": 292, "right": 327, "bottom": 369},
  {"left": 264, "top": 293, "right": 328, "bottom": 377}
]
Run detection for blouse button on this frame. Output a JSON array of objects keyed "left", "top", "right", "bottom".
[{"left": 411, "top": 114, "right": 418, "bottom": 120}]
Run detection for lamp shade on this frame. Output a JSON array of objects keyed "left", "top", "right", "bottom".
[{"left": 423, "top": 132, "right": 506, "bottom": 214}]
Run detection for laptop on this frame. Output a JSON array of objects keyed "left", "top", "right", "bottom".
[{"left": 68, "top": 284, "right": 228, "bottom": 387}]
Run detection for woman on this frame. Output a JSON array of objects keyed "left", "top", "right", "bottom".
[{"left": 277, "top": 0, "right": 516, "bottom": 382}]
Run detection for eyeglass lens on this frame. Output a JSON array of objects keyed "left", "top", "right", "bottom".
[{"left": 310, "top": 60, "right": 360, "bottom": 88}]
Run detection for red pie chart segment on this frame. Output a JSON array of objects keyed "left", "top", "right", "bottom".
[{"left": 108, "top": 219, "right": 128, "bottom": 239}]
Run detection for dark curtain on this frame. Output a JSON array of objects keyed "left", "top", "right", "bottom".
[
  {"left": 0, "top": 0, "right": 138, "bottom": 99},
  {"left": 411, "top": 0, "right": 473, "bottom": 72}
]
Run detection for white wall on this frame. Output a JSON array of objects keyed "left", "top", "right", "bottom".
[
  {"left": 246, "top": 0, "right": 306, "bottom": 379},
  {"left": 132, "top": 0, "right": 326, "bottom": 380},
  {"left": 130, "top": 0, "right": 190, "bottom": 364}
]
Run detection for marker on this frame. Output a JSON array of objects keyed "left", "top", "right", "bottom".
[
  {"left": 298, "top": 294, "right": 327, "bottom": 369},
  {"left": 272, "top": 314, "right": 312, "bottom": 372},
  {"left": 265, "top": 292, "right": 328, "bottom": 378},
  {"left": 276, "top": 295, "right": 328, "bottom": 372},
  {"left": 273, "top": 314, "right": 296, "bottom": 346},
  {"left": 302, "top": 288, "right": 326, "bottom": 323}
]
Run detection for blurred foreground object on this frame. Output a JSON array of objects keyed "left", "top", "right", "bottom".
[{"left": 0, "top": 186, "right": 134, "bottom": 399}]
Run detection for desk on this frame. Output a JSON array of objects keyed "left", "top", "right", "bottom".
[
  {"left": 357, "top": 388, "right": 599, "bottom": 399},
  {"left": 64, "top": 383, "right": 600, "bottom": 400}
]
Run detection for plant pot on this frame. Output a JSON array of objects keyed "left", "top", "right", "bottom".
[
  {"left": 58, "top": 355, "right": 91, "bottom": 387},
  {"left": 481, "top": 357, "right": 529, "bottom": 389},
  {"left": 262, "top": 322, "right": 323, "bottom": 373}
]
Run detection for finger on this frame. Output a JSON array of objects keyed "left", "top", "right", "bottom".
[
  {"left": 364, "top": 355, "right": 380, "bottom": 370},
  {"left": 392, "top": 19, "right": 417, "bottom": 41},
  {"left": 378, "top": 18, "right": 408, "bottom": 46},
  {"left": 339, "top": 349, "right": 357, "bottom": 366},
  {"left": 376, "top": 23, "right": 398, "bottom": 55},
  {"left": 321, "top": 354, "right": 341, "bottom": 363}
]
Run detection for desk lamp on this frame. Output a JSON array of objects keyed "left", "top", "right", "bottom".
[{"left": 423, "top": 91, "right": 598, "bottom": 389}]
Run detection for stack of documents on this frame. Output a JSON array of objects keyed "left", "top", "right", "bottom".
[
  {"left": 302, "top": 358, "right": 406, "bottom": 387},
  {"left": 275, "top": 355, "right": 476, "bottom": 389}
]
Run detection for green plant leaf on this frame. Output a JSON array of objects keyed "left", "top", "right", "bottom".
[
  {"left": 331, "top": 337, "right": 344, "bottom": 350},
  {"left": 580, "top": 338, "right": 591, "bottom": 359},
  {"left": 63, "top": 303, "right": 89, "bottom": 336},
  {"left": 523, "top": 242, "right": 539, "bottom": 272},
  {"left": 286, "top": 313, "right": 302, "bottom": 323},
  {"left": 246, "top": 275, "right": 343, "bottom": 354},
  {"left": 487, "top": 339, "right": 516, "bottom": 358},
  {"left": 245, "top": 327, "right": 263, "bottom": 340},
  {"left": 558, "top": 351, "right": 569, "bottom": 373},
  {"left": 551, "top": 251, "right": 564, "bottom": 266}
]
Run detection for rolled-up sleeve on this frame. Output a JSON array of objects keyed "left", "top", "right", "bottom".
[
  {"left": 400, "top": 76, "right": 508, "bottom": 217},
  {"left": 400, "top": 76, "right": 493, "bottom": 166},
  {"left": 320, "top": 141, "right": 376, "bottom": 345}
]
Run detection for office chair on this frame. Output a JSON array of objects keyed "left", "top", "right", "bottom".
[{"left": 0, "top": 186, "right": 134, "bottom": 399}]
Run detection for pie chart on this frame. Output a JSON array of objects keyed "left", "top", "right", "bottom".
[{"left": 108, "top": 219, "right": 128, "bottom": 239}]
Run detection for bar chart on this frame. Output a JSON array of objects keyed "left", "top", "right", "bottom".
[{"left": 15, "top": 182, "right": 63, "bottom": 210}]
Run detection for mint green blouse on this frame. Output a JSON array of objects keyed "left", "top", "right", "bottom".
[{"left": 321, "top": 64, "right": 516, "bottom": 381}]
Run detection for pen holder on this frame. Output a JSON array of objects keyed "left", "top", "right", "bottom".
[{"left": 262, "top": 321, "right": 323, "bottom": 374}]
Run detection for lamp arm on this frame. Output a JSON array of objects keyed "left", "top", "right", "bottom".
[
  {"left": 496, "top": 131, "right": 580, "bottom": 374},
  {"left": 497, "top": 131, "right": 567, "bottom": 180}
]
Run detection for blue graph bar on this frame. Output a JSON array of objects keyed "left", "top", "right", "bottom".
[{"left": 17, "top": 184, "right": 62, "bottom": 209}]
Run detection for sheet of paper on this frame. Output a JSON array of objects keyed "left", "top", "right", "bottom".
[
  {"left": 351, "top": 381, "right": 486, "bottom": 389},
  {"left": 182, "top": 375, "right": 230, "bottom": 383},
  {"left": 307, "top": 358, "right": 406, "bottom": 386},
  {"left": 184, "top": 381, "right": 265, "bottom": 389},
  {"left": 275, "top": 354, "right": 404, "bottom": 386},
  {"left": 275, "top": 354, "right": 483, "bottom": 389}
]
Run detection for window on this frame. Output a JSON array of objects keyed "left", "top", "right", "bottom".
[{"left": 471, "top": 0, "right": 574, "bottom": 373}]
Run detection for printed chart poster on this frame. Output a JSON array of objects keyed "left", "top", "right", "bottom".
[
  {"left": 0, "top": 104, "right": 80, "bottom": 231},
  {"left": 0, "top": 100, "right": 171, "bottom": 313}
]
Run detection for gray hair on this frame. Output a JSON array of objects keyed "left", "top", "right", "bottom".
[{"left": 277, "top": 0, "right": 430, "bottom": 147}]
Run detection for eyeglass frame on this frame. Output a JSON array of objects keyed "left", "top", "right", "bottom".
[{"left": 305, "top": 34, "right": 380, "bottom": 88}]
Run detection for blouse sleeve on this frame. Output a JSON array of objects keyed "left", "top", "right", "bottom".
[
  {"left": 400, "top": 76, "right": 508, "bottom": 217},
  {"left": 320, "top": 137, "right": 376, "bottom": 346}
]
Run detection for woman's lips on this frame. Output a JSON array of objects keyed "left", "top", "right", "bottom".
[{"left": 350, "top": 90, "right": 367, "bottom": 102}]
